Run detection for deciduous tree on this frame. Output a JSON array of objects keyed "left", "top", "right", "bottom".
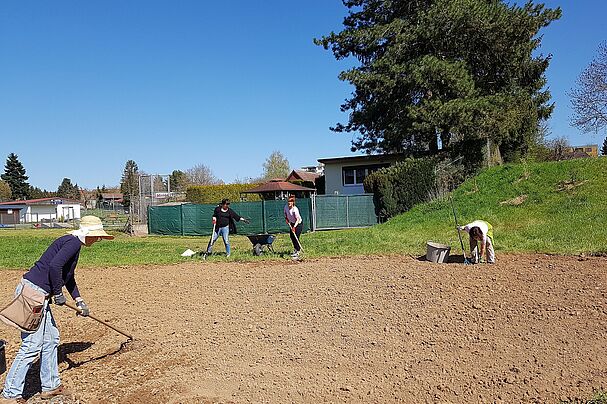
[
  {"left": 262, "top": 151, "right": 290, "bottom": 180},
  {"left": 0, "top": 180, "right": 11, "bottom": 201},
  {"left": 570, "top": 42, "right": 607, "bottom": 134},
  {"left": 185, "top": 164, "right": 221, "bottom": 185},
  {"left": 1, "top": 153, "right": 30, "bottom": 200},
  {"left": 315, "top": 0, "right": 561, "bottom": 165}
]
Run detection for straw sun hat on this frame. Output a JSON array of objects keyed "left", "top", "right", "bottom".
[{"left": 70, "top": 215, "right": 115, "bottom": 240}]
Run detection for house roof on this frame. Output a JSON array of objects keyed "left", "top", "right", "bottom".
[
  {"left": 569, "top": 144, "right": 598, "bottom": 148},
  {"left": 0, "top": 197, "right": 81, "bottom": 206},
  {"left": 317, "top": 153, "right": 404, "bottom": 164},
  {"left": 0, "top": 205, "right": 25, "bottom": 210},
  {"left": 569, "top": 150, "right": 592, "bottom": 159},
  {"left": 241, "top": 181, "right": 316, "bottom": 194},
  {"left": 101, "top": 193, "right": 123, "bottom": 199},
  {"left": 287, "top": 170, "right": 321, "bottom": 183}
]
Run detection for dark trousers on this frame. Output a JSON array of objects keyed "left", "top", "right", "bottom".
[{"left": 289, "top": 223, "right": 303, "bottom": 252}]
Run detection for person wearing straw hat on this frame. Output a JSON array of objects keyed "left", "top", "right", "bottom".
[{"left": 1, "top": 216, "right": 113, "bottom": 403}]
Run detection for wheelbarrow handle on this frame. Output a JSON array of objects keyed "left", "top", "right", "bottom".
[{"left": 64, "top": 302, "right": 133, "bottom": 340}]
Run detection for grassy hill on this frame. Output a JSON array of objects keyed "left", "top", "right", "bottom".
[
  {"left": 305, "top": 157, "right": 607, "bottom": 256},
  {"left": 1, "top": 158, "right": 605, "bottom": 269}
]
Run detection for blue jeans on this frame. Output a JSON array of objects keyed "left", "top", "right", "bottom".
[
  {"left": 2, "top": 279, "right": 61, "bottom": 399},
  {"left": 207, "top": 225, "right": 230, "bottom": 256}
]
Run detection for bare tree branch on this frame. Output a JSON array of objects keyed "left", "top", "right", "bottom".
[{"left": 570, "top": 42, "right": 607, "bottom": 133}]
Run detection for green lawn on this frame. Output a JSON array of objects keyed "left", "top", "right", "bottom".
[{"left": 1, "top": 158, "right": 606, "bottom": 269}]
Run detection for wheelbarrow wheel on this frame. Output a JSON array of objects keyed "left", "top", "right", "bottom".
[{"left": 253, "top": 243, "right": 263, "bottom": 256}]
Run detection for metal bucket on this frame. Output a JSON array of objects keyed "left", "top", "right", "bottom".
[
  {"left": 0, "top": 340, "right": 6, "bottom": 374},
  {"left": 426, "top": 242, "right": 451, "bottom": 263}
]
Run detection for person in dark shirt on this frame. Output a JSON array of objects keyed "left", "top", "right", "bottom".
[
  {"left": 1, "top": 216, "right": 113, "bottom": 403},
  {"left": 206, "top": 198, "right": 249, "bottom": 257}
]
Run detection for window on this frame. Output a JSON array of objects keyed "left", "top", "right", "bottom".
[
  {"left": 342, "top": 164, "right": 390, "bottom": 186},
  {"left": 585, "top": 147, "right": 592, "bottom": 152},
  {"left": 343, "top": 169, "right": 355, "bottom": 185}
]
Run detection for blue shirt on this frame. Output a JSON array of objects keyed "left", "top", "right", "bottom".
[{"left": 23, "top": 234, "right": 82, "bottom": 298}]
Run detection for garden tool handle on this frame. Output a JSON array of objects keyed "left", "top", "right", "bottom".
[{"left": 64, "top": 302, "right": 133, "bottom": 340}]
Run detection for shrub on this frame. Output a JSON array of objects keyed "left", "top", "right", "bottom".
[
  {"left": 186, "top": 183, "right": 261, "bottom": 204},
  {"left": 364, "top": 158, "right": 438, "bottom": 219}
]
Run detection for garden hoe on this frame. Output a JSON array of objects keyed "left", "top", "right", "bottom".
[
  {"left": 201, "top": 222, "right": 217, "bottom": 260},
  {"left": 289, "top": 223, "right": 304, "bottom": 261},
  {"left": 64, "top": 302, "right": 134, "bottom": 349},
  {"left": 450, "top": 196, "right": 471, "bottom": 265}
]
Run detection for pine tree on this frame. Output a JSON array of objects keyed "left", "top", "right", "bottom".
[
  {"left": 315, "top": 1, "right": 561, "bottom": 164},
  {"left": 1, "top": 153, "right": 30, "bottom": 200},
  {"left": 602, "top": 137, "right": 607, "bottom": 156},
  {"left": 57, "top": 178, "right": 80, "bottom": 200},
  {"left": 120, "top": 160, "right": 139, "bottom": 209}
]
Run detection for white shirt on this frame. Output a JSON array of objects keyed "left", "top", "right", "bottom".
[
  {"left": 284, "top": 205, "right": 302, "bottom": 225},
  {"left": 463, "top": 220, "right": 489, "bottom": 243}
]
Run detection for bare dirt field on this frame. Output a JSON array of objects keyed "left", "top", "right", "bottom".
[{"left": 1, "top": 254, "right": 606, "bottom": 403}]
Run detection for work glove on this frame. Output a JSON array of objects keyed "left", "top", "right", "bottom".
[
  {"left": 456, "top": 226, "right": 464, "bottom": 231},
  {"left": 242, "top": 218, "right": 251, "bottom": 224},
  {"left": 76, "top": 300, "right": 90, "bottom": 316},
  {"left": 53, "top": 293, "right": 66, "bottom": 306},
  {"left": 212, "top": 217, "right": 217, "bottom": 225}
]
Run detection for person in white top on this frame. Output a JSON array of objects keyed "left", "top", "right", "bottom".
[
  {"left": 457, "top": 220, "right": 495, "bottom": 264},
  {"left": 284, "top": 195, "right": 303, "bottom": 258}
]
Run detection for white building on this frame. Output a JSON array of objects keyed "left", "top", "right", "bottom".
[
  {"left": 0, "top": 198, "right": 82, "bottom": 223},
  {"left": 317, "top": 154, "right": 403, "bottom": 195}
]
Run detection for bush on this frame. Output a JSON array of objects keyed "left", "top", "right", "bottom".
[
  {"left": 364, "top": 158, "right": 438, "bottom": 219},
  {"left": 186, "top": 183, "right": 261, "bottom": 204}
]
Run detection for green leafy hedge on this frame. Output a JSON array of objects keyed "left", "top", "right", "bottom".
[
  {"left": 364, "top": 158, "right": 438, "bottom": 219},
  {"left": 186, "top": 183, "right": 262, "bottom": 204}
]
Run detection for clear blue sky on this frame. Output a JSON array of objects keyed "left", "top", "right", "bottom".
[{"left": 0, "top": 1, "right": 605, "bottom": 191}]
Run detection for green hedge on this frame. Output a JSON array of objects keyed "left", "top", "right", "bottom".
[
  {"left": 186, "top": 183, "right": 262, "bottom": 204},
  {"left": 364, "top": 158, "right": 438, "bottom": 219}
]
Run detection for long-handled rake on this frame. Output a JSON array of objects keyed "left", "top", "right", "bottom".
[
  {"left": 450, "top": 197, "right": 471, "bottom": 265},
  {"left": 64, "top": 302, "right": 133, "bottom": 342}
]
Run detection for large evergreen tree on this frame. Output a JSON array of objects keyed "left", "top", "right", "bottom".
[
  {"left": 29, "top": 186, "right": 56, "bottom": 199},
  {"left": 57, "top": 178, "right": 80, "bottom": 200},
  {"left": 1, "top": 153, "right": 30, "bottom": 200},
  {"left": 120, "top": 160, "right": 139, "bottom": 209},
  {"left": 169, "top": 170, "right": 189, "bottom": 193},
  {"left": 602, "top": 137, "right": 607, "bottom": 156},
  {"left": 315, "top": 0, "right": 561, "bottom": 164}
]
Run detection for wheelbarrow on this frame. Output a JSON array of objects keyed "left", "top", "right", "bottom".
[{"left": 247, "top": 234, "right": 276, "bottom": 256}]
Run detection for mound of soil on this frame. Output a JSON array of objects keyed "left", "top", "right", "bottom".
[{"left": 1, "top": 254, "right": 606, "bottom": 403}]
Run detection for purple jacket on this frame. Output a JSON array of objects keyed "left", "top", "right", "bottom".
[{"left": 23, "top": 235, "right": 82, "bottom": 298}]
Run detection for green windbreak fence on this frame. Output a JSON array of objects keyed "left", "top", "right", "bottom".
[
  {"left": 148, "top": 195, "right": 377, "bottom": 236},
  {"left": 314, "top": 194, "right": 377, "bottom": 229},
  {"left": 148, "top": 199, "right": 312, "bottom": 236}
]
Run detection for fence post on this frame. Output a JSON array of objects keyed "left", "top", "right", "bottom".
[
  {"left": 261, "top": 200, "right": 266, "bottom": 234},
  {"left": 180, "top": 204, "right": 185, "bottom": 236},
  {"left": 311, "top": 194, "right": 316, "bottom": 232},
  {"left": 346, "top": 195, "right": 350, "bottom": 228}
]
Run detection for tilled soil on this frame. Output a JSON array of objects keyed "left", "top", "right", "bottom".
[{"left": 1, "top": 254, "right": 606, "bottom": 403}]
